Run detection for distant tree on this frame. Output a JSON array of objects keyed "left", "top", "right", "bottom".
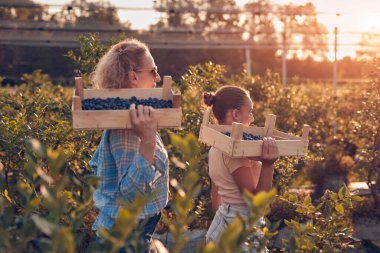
[
  {"left": 356, "top": 33, "right": 380, "bottom": 61},
  {"left": 0, "top": 0, "right": 46, "bottom": 21},
  {"left": 243, "top": 0, "right": 276, "bottom": 46},
  {"left": 242, "top": 0, "right": 278, "bottom": 75},
  {"left": 50, "top": 0, "right": 126, "bottom": 27},
  {"left": 277, "top": 2, "right": 328, "bottom": 60},
  {"left": 153, "top": 0, "right": 240, "bottom": 33},
  {"left": 151, "top": 0, "right": 245, "bottom": 77}
]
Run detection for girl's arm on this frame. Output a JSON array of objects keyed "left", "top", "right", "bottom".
[
  {"left": 211, "top": 180, "right": 221, "bottom": 213},
  {"left": 232, "top": 166, "right": 257, "bottom": 194},
  {"left": 232, "top": 164, "right": 274, "bottom": 195},
  {"left": 232, "top": 137, "right": 278, "bottom": 194}
]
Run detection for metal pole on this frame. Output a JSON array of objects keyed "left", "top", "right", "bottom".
[
  {"left": 333, "top": 26, "right": 338, "bottom": 135},
  {"left": 282, "top": 30, "right": 287, "bottom": 88},
  {"left": 333, "top": 27, "right": 338, "bottom": 97},
  {"left": 245, "top": 47, "right": 252, "bottom": 77}
]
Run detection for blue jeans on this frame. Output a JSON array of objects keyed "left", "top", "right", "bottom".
[
  {"left": 96, "top": 212, "right": 162, "bottom": 253},
  {"left": 138, "top": 212, "right": 162, "bottom": 245},
  {"left": 206, "top": 204, "right": 267, "bottom": 253}
]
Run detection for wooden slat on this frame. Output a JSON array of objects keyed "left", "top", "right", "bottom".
[
  {"left": 83, "top": 88, "right": 164, "bottom": 99},
  {"left": 72, "top": 96, "right": 81, "bottom": 111},
  {"left": 209, "top": 124, "right": 231, "bottom": 133},
  {"left": 72, "top": 108, "right": 181, "bottom": 130},
  {"left": 162, "top": 76, "right": 173, "bottom": 100},
  {"left": 232, "top": 140, "right": 262, "bottom": 157},
  {"left": 243, "top": 126, "right": 266, "bottom": 136},
  {"left": 172, "top": 94, "right": 181, "bottom": 108},
  {"left": 273, "top": 129, "right": 302, "bottom": 140},
  {"left": 75, "top": 77, "right": 84, "bottom": 99},
  {"left": 231, "top": 122, "right": 243, "bottom": 141},
  {"left": 302, "top": 125, "right": 311, "bottom": 140},
  {"left": 233, "top": 140, "right": 309, "bottom": 157},
  {"left": 199, "top": 125, "right": 232, "bottom": 155},
  {"left": 209, "top": 125, "right": 265, "bottom": 137},
  {"left": 202, "top": 108, "right": 212, "bottom": 126},
  {"left": 264, "top": 114, "right": 276, "bottom": 137}
]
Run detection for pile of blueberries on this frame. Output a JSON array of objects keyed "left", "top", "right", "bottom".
[
  {"left": 224, "top": 132, "right": 263, "bottom": 140},
  {"left": 82, "top": 96, "right": 173, "bottom": 110}
]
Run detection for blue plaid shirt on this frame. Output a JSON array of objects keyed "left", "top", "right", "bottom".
[{"left": 89, "top": 129, "right": 169, "bottom": 233}]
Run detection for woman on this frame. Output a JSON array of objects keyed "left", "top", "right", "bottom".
[
  {"left": 89, "top": 38, "right": 169, "bottom": 252},
  {"left": 204, "top": 86, "right": 279, "bottom": 251}
]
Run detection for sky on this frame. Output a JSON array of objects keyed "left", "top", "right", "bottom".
[{"left": 36, "top": 0, "right": 380, "bottom": 59}]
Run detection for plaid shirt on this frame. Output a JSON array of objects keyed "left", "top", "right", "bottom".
[{"left": 89, "top": 129, "right": 169, "bottom": 233}]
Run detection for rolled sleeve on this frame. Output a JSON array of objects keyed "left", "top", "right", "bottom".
[
  {"left": 109, "top": 130, "right": 164, "bottom": 203},
  {"left": 119, "top": 154, "right": 156, "bottom": 198}
]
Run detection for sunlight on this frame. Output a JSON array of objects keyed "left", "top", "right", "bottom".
[{"left": 360, "top": 15, "right": 380, "bottom": 31}]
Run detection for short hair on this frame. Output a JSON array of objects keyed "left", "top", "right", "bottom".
[{"left": 91, "top": 38, "right": 149, "bottom": 89}]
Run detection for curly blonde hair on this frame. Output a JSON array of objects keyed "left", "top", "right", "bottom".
[{"left": 91, "top": 38, "right": 150, "bottom": 89}]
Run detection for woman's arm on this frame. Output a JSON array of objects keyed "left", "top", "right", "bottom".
[
  {"left": 211, "top": 180, "right": 221, "bottom": 213},
  {"left": 110, "top": 130, "right": 166, "bottom": 202},
  {"left": 130, "top": 104, "right": 157, "bottom": 163}
]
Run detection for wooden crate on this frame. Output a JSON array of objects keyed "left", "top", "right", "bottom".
[
  {"left": 72, "top": 76, "right": 181, "bottom": 130},
  {"left": 198, "top": 108, "right": 310, "bottom": 157}
]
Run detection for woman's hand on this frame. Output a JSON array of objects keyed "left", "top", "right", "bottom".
[
  {"left": 130, "top": 104, "right": 158, "bottom": 163},
  {"left": 249, "top": 137, "right": 279, "bottom": 166}
]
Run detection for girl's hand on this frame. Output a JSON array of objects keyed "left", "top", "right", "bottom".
[
  {"left": 249, "top": 137, "right": 279, "bottom": 165},
  {"left": 260, "top": 137, "right": 279, "bottom": 165}
]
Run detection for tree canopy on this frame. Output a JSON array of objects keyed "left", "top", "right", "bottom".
[
  {"left": 49, "top": 0, "right": 125, "bottom": 27},
  {"left": 0, "top": 0, "right": 46, "bottom": 21}
]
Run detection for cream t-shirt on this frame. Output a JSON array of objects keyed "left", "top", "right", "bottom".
[{"left": 208, "top": 147, "right": 262, "bottom": 205}]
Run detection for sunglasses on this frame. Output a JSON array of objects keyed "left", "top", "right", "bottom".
[{"left": 133, "top": 66, "right": 158, "bottom": 78}]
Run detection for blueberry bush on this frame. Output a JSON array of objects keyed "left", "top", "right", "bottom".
[{"left": 0, "top": 33, "right": 379, "bottom": 252}]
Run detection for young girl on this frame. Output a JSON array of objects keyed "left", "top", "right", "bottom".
[
  {"left": 88, "top": 38, "right": 169, "bottom": 251},
  {"left": 203, "top": 86, "right": 279, "bottom": 248}
]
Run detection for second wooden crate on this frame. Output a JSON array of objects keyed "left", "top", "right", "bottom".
[{"left": 199, "top": 108, "right": 310, "bottom": 157}]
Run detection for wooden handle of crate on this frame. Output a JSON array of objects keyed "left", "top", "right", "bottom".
[
  {"left": 231, "top": 122, "right": 244, "bottom": 141},
  {"left": 162, "top": 76, "right": 173, "bottom": 100},
  {"left": 73, "top": 96, "right": 82, "bottom": 111},
  {"left": 264, "top": 114, "right": 276, "bottom": 137},
  {"left": 202, "top": 107, "right": 212, "bottom": 126},
  {"left": 75, "top": 77, "right": 84, "bottom": 99},
  {"left": 302, "top": 124, "right": 310, "bottom": 140},
  {"left": 172, "top": 94, "right": 181, "bottom": 108}
]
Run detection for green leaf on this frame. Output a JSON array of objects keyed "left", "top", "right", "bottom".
[
  {"left": 219, "top": 219, "right": 244, "bottom": 253},
  {"left": 0, "top": 228, "right": 11, "bottom": 250},
  {"left": 251, "top": 189, "right": 276, "bottom": 209},
  {"left": 303, "top": 195, "right": 311, "bottom": 205},
  {"left": 27, "top": 139, "right": 46, "bottom": 158},
  {"left": 31, "top": 214, "right": 56, "bottom": 236},
  {"left": 338, "top": 184, "right": 349, "bottom": 199},
  {"left": 351, "top": 196, "right": 364, "bottom": 201},
  {"left": 334, "top": 204, "right": 344, "bottom": 215},
  {"left": 289, "top": 194, "right": 297, "bottom": 203},
  {"left": 52, "top": 227, "right": 75, "bottom": 253}
]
